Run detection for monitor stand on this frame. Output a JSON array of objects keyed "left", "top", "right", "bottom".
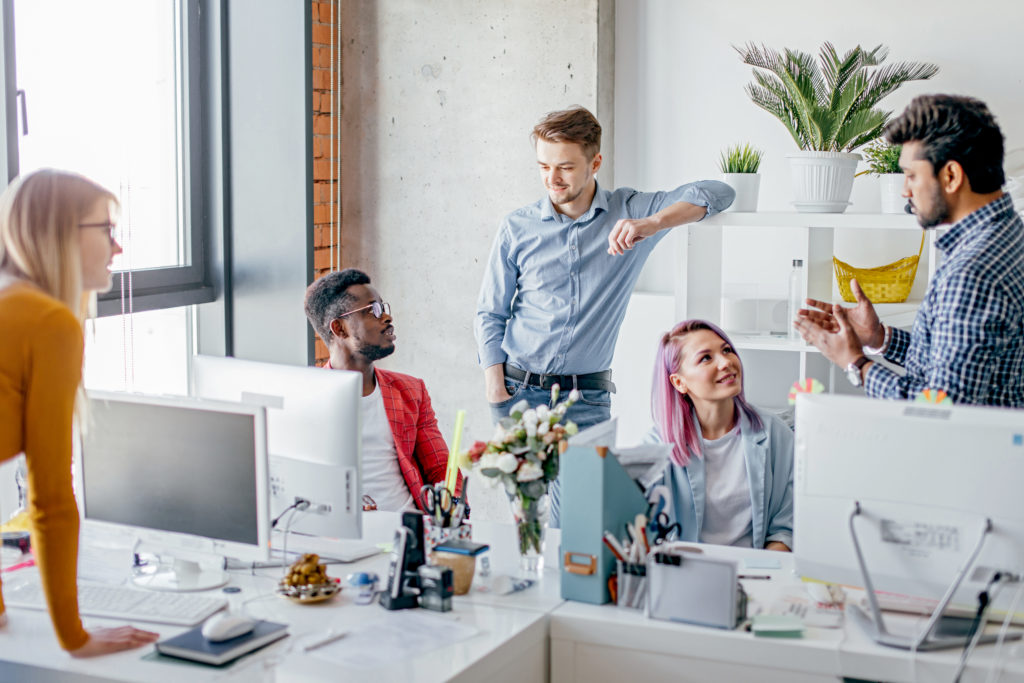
[
  {"left": 131, "top": 556, "right": 228, "bottom": 592},
  {"left": 847, "top": 502, "right": 1022, "bottom": 651}
]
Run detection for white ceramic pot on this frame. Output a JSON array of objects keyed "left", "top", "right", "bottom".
[
  {"left": 786, "top": 151, "right": 861, "bottom": 213},
  {"left": 878, "top": 173, "right": 907, "bottom": 214},
  {"left": 720, "top": 173, "right": 760, "bottom": 212}
]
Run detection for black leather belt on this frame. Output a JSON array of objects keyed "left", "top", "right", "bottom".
[{"left": 504, "top": 363, "right": 616, "bottom": 393}]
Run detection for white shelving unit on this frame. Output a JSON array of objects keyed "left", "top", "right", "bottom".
[{"left": 673, "top": 211, "right": 936, "bottom": 409}]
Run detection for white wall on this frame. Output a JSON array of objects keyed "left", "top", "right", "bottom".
[
  {"left": 612, "top": 0, "right": 1024, "bottom": 435},
  {"left": 619, "top": 0, "right": 1024, "bottom": 292}
]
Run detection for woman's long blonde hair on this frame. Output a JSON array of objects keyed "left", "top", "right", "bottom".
[{"left": 0, "top": 169, "right": 119, "bottom": 321}]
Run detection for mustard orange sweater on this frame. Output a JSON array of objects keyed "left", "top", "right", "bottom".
[{"left": 0, "top": 282, "right": 89, "bottom": 650}]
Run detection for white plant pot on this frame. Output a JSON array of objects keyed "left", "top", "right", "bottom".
[
  {"left": 878, "top": 173, "right": 907, "bottom": 214},
  {"left": 786, "top": 151, "right": 861, "bottom": 213},
  {"left": 720, "top": 173, "right": 760, "bottom": 212}
]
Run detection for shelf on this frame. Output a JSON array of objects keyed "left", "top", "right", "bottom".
[
  {"left": 703, "top": 211, "right": 920, "bottom": 230},
  {"left": 729, "top": 333, "right": 820, "bottom": 353}
]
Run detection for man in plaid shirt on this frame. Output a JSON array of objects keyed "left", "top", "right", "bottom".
[
  {"left": 796, "top": 95, "right": 1024, "bottom": 406},
  {"left": 304, "top": 269, "right": 458, "bottom": 512}
]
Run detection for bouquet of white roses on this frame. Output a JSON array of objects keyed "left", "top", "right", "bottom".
[{"left": 462, "top": 386, "right": 579, "bottom": 555}]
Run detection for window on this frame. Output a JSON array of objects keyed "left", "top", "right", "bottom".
[
  {"left": 8, "top": 0, "right": 213, "bottom": 316},
  {"left": 3, "top": 0, "right": 222, "bottom": 394}
]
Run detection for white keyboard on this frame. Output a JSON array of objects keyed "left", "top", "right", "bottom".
[{"left": 5, "top": 581, "right": 227, "bottom": 626}]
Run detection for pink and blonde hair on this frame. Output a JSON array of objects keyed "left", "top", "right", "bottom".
[{"left": 651, "top": 319, "right": 762, "bottom": 467}]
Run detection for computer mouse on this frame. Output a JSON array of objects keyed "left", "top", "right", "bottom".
[{"left": 200, "top": 613, "right": 257, "bottom": 642}]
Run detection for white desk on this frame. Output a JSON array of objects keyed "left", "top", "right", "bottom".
[
  {"left": 0, "top": 520, "right": 561, "bottom": 683},
  {"left": 550, "top": 545, "right": 1024, "bottom": 683}
]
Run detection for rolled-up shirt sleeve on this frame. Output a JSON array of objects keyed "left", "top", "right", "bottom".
[
  {"left": 474, "top": 224, "right": 517, "bottom": 368},
  {"left": 625, "top": 180, "right": 735, "bottom": 221}
]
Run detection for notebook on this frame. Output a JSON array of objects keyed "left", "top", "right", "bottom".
[{"left": 155, "top": 620, "right": 289, "bottom": 666}]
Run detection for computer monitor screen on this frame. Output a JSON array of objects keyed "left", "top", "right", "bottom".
[
  {"left": 794, "top": 393, "right": 1024, "bottom": 616},
  {"left": 190, "top": 355, "right": 361, "bottom": 540},
  {"left": 79, "top": 391, "right": 271, "bottom": 590}
]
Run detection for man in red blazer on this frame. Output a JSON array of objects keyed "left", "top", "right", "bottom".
[{"left": 304, "top": 269, "right": 458, "bottom": 512}]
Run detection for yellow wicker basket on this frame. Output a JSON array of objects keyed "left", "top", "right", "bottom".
[{"left": 832, "top": 233, "right": 926, "bottom": 303}]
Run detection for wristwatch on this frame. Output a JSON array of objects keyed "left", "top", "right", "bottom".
[{"left": 846, "top": 356, "right": 871, "bottom": 387}]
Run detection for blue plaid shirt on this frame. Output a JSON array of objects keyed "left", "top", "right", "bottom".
[{"left": 865, "top": 194, "right": 1024, "bottom": 405}]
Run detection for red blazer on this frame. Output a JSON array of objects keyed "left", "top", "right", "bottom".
[{"left": 326, "top": 363, "right": 460, "bottom": 511}]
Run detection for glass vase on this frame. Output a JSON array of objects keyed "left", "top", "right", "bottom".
[{"left": 511, "top": 492, "right": 549, "bottom": 578}]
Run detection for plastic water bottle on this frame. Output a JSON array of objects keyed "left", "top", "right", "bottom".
[{"left": 787, "top": 259, "right": 805, "bottom": 340}]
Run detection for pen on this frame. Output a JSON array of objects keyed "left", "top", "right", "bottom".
[
  {"left": 602, "top": 532, "right": 626, "bottom": 562},
  {"left": 303, "top": 629, "right": 349, "bottom": 652},
  {"left": 738, "top": 574, "right": 771, "bottom": 580}
]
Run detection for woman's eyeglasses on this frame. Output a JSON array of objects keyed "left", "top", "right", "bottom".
[
  {"left": 79, "top": 221, "right": 117, "bottom": 244},
  {"left": 337, "top": 301, "right": 391, "bottom": 319}
]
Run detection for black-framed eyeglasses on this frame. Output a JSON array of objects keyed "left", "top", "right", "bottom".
[
  {"left": 337, "top": 301, "right": 391, "bottom": 320},
  {"left": 79, "top": 221, "right": 118, "bottom": 244}
]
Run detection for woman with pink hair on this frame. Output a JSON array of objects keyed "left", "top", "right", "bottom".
[{"left": 649, "top": 320, "right": 793, "bottom": 550}]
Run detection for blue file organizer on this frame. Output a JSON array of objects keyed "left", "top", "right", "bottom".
[{"left": 559, "top": 444, "right": 649, "bottom": 604}]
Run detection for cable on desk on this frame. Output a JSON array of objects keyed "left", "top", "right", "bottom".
[
  {"left": 986, "top": 575, "right": 1024, "bottom": 683},
  {"left": 955, "top": 573, "right": 1009, "bottom": 683}
]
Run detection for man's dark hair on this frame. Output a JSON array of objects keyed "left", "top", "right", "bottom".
[
  {"left": 885, "top": 94, "right": 1005, "bottom": 193},
  {"left": 304, "top": 268, "right": 371, "bottom": 342}
]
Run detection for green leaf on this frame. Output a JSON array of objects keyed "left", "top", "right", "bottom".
[{"left": 737, "top": 41, "right": 937, "bottom": 152}]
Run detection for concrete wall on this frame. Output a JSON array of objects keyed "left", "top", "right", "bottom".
[{"left": 340, "top": 0, "right": 612, "bottom": 452}]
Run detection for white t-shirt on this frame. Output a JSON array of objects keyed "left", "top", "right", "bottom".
[
  {"left": 360, "top": 384, "right": 415, "bottom": 512},
  {"left": 699, "top": 424, "right": 754, "bottom": 548}
]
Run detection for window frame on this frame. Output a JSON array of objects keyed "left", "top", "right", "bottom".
[{"left": 1, "top": 0, "right": 216, "bottom": 317}]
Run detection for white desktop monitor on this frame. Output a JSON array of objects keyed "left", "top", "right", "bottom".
[
  {"left": 78, "top": 391, "right": 271, "bottom": 591},
  {"left": 794, "top": 394, "right": 1024, "bottom": 634},
  {"left": 190, "top": 355, "right": 362, "bottom": 540}
]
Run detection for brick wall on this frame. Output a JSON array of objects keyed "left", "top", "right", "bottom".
[{"left": 311, "top": 0, "right": 339, "bottom": 364}]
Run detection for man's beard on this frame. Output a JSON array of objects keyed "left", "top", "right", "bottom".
[
  {"left": 550, "top": 185, "right": 584, "bottom": 206},
  {"left": 915, "top": 184, "right": 951, "bottom": 228},
  {"left": 357, "top": 340, "right": 395, "bottom": 362}
]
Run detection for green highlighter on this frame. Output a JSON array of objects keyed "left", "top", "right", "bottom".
[{"left": 750, "top": 615, "right": 805, "bottom": 638}]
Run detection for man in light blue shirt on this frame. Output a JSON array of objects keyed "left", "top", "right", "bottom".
[{"left": 475, "top": 106, "right": 735, "bottom": 430}]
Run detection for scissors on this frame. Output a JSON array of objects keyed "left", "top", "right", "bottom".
[
  {"left": 652, "top": 511, "right": 681, "bottom": 545},
  {"left": 420, "top": 484, "right": 453, "bottom": 527}
]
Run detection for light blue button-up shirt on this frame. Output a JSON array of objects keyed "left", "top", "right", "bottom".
[{"left": 474, "top": 180, "right": 735, "bottom": 374}]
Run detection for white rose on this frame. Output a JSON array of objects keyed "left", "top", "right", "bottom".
[
  {"left": 525, "top": 420, "right": 537, "bottom": 437},
  {"left": 536, "top": 405, "right": 549, "bottom": 420},
  {"left": 516, "top": 461, "right": 544, "bottom": 482},
  {"left": 496, "top": 452, "right": 520, "bottom": 474},
  {"left": 510, "top": 399, "right": 529, "bottom": 415},
  {"left": 479, "top": 452, "right": 500, "bottom": 471},
  {"left": 537, "top": 421, "right": 550, "bottom": 436},
  {"left": 521, "top": 409, "right": 537, "bottom": 426},
  {"left": 568, "top": 389, "right": 581, "bottom": 404}
]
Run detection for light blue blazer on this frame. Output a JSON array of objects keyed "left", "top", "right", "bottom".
[{"left": 648, "top": 407, "right": 794, "bottom": 550}]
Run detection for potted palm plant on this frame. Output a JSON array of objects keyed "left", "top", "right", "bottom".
[
  {"left": 719, "top": 143, "right": 763, "bottom": 212},
  {"left": 736, "top": 42, "right": 937, "bottom": 213},
  {"left": 860, "top": 141, "right": 905, "bottom": 213}
]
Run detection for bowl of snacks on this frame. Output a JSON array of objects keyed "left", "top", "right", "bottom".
[{"left": 277, "top": 553, "right": 340, "bottom": 604}]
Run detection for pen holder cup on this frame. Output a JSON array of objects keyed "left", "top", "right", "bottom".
[
  {"left": 429, "top": 551, "right": 476, "bottom": 595},
  {"left": 616, "top": 561, "right": 648, "bottom": 609},
  {"left": 424, "top": 518, "right": 472, "bottom": 553}
]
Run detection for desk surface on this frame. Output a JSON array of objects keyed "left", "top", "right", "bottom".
[
  {"left": 0, "top": 520, "right": 560, "bottom": 683},
  {"left": 550, "top": 544, "right": 1024, "bottom": 683}
]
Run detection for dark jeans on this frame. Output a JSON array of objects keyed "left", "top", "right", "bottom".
[{"left": 488, "top": 379, "right": 612, "bottom": 528}]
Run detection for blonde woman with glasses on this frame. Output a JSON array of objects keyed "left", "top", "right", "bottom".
[{"left": 0, "top": 169, "right": 158, "bottom": 656}]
